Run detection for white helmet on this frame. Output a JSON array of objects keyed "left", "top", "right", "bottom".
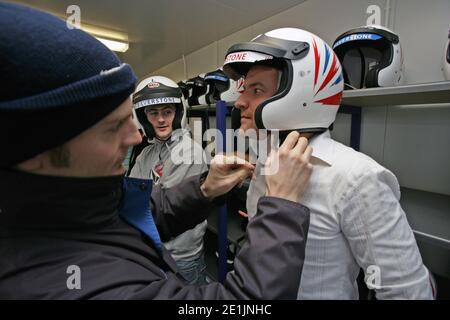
[
  {"left": 204, "top": 69, "right": 230, "bottom": 104},
  {"left": 444, "top": 30, "right": 450, "bottom": 81},
  {"left": 333, "top": 25, "right": 403, "bottom": 88},
  {"left": 132, "top": 75, "right": 187, "bottom": 139},
  {"left": 220, "top": 78, "right": 245, "bottom": 103},
  {"left": 223, "top": 27, "right": 343, "bottom": 132}
]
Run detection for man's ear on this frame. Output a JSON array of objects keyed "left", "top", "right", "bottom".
[{"left": 16, "top": 153, "right": 47, "bottom": 173}]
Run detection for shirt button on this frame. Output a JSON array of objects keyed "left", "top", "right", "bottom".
[{"left": 140, "top": 183, "right": 148, "bottom": 191}]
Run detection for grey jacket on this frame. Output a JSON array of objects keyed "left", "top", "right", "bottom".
[{"left": 130, "top": 129, "right": 208, "bottom": 260}]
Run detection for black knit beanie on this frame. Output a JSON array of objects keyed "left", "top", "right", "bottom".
[{"left": 0, "top": 3, "right": 137, "bottom": 167}]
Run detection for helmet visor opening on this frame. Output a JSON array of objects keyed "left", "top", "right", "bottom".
[
  {"left": 224, "top": 37, "right": 309, "bottom": 80},
  {"left": 223, "top": 51, "right": 276, "bottom": 80},
  {"left": 336, "top": 39, "right": 391, "bottom": 89},
  {"left": 342, "top": 47, "right": 384, "bottom": 89}
]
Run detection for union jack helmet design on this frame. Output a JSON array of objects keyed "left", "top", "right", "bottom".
[{"left": 223, "top": 28, "right": 343, "bottom": 133}]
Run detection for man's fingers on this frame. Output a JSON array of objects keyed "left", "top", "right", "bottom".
[
  {"left": 213, "top": 154, "right": 254, "bottom": 170},
  {"left": 264, "top": 150, "right": 273, "bottom": 168},
  {"left": 238, "top": 210, "right": 249, "bottom": 218},
  {"left": 242, "top": 161, "right": 256, "bottom": 171},
  {"left": 279, "top": 131, "right": 300, "bottom": 152},
  {"left": 292, "top": 136, "right": 309, "bottom": 155},
  {"left": 232, "top": 165, "right": 253, "bottom": 184},
  {"left": 303, "top": 146, "right": 313, "bottom": 162}
]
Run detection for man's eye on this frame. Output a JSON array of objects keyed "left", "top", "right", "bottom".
[
  {"left": 254, "top": 88, "right": 263, "bottom": 94},
  {"left": 109, "top": 124, "right": 121, "bottom": 133},
  {"left": 109, "top": 119, "right": 126, "bottom": 133}
]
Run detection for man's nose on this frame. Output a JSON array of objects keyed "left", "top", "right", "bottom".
[
  {"left": 132, "top": 130, "right": 143, "bottom": 146},
  {"left": 235, "top": 94, "right": 247, "bottom": 111},
  {"left": 128, "top": 121, "right": 143, "bottom": 146}
]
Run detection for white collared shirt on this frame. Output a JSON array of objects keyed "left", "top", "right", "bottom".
[{"left": 246, "top": 130, "right": 433, "bottom": 299}]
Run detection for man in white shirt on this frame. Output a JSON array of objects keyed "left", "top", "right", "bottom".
[{"left": 223, "top": 27, "right": 434, "bottom": 299}]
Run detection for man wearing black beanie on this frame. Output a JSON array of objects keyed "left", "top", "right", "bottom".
[{"left": 0, "top": 2, "right": 312, "bottom": 299}]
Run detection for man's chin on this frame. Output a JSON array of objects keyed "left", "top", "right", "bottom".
[
  {"left": 238, "top": 126, "right": 258, "bottom": 136},
  {"left": 115, "top": 164, "right": 127, "bottom": 176},
  {"left": 156, "top": 133, "right": 171, "bottom": 140}
]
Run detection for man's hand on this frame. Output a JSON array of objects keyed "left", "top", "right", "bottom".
[
  {"left": 265, "top": 131, "right": 313, "bottom": 203},
  {"left": 200, "top": 155, "right": 255, "bottom": 200}
]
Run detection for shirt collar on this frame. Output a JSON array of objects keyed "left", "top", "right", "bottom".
[{"left": 308, "top": 130, "right": 335, "bottom": 166}]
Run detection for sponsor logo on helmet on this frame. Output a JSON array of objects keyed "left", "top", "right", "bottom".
[
  {"left": 134, "top": 97, "right": 181, "bottom": 109},
  {"left": 147, "top": 82, "right": 160, "bottom": 89},
  {"left": 224, "top": 51, "right": 273, "bottom": 64},
  {"left": 333, "top": 33, "right": 382, "bottom": 48},
  {"left": 225, "top": 52, "right": 249, "bottom": 63}
]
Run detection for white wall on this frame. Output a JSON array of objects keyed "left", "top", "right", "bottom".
[{"left": 395, "top": 0, "right": 450, "bottom": 84}]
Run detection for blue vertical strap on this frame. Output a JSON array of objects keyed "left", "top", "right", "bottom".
[
  {"left": 119, "top": 177, "right": 163, "bottom": 254},
  {"left": 339, "top": 105, "right": 362, "bottom": 151},
  {"left": 216, "top": 100, "right": 228, "bottom": 283},
  {"left": 350, "top": 107, "right": 361, "bottom": 151}
]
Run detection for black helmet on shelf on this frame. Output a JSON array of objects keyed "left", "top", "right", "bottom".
[
  {"left": 177, "top": 80, "right": 191, "bottom": 100},
  {"left": 186, "top": 75, "right": 207, "bottom": 106}
]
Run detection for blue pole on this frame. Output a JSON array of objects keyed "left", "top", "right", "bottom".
[
  {"left": 339, "top": 105, "right": 362, "bottom": 151},
  {"left": 215, "top": 100, "right": 228, "bottom": 283}
]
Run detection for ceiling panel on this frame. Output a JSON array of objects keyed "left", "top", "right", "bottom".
[{"left": 8, "top": 0, "right": 307, "bottom": 75}]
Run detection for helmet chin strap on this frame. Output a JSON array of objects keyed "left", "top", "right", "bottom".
[{"left": 277, "top": 129, "right": 317, "bottom": 144}]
